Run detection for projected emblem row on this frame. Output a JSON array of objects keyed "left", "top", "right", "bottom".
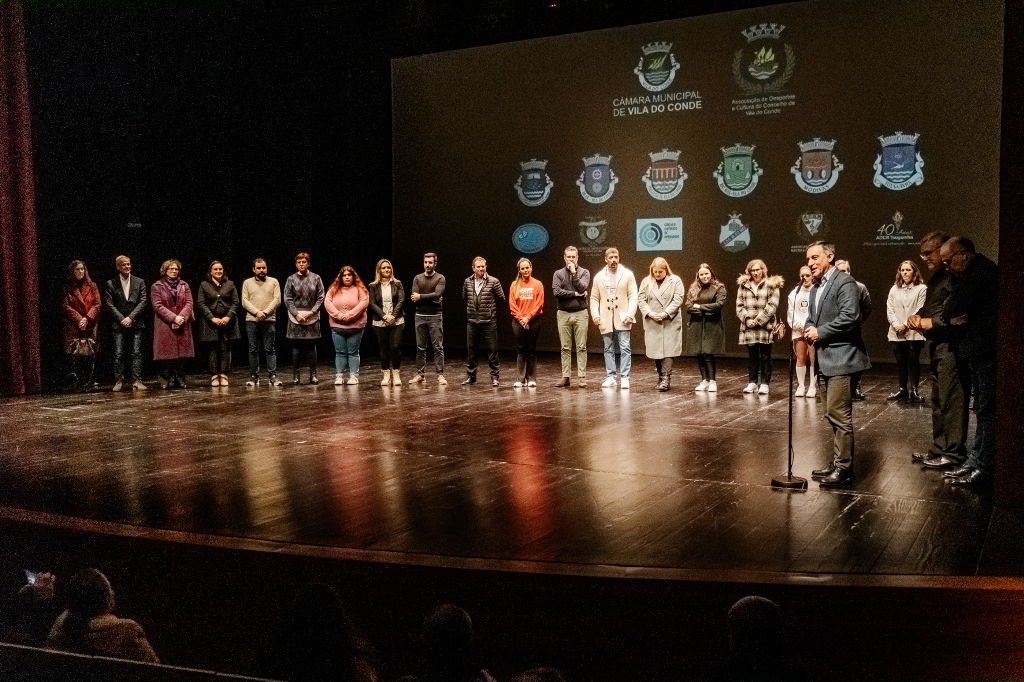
[{"left": 514, "top": 133, "right": 924, "bottom": 206}]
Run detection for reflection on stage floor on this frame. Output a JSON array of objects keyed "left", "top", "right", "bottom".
[{"left": 0, "top": 354, "right": 997, "bottom": 578}]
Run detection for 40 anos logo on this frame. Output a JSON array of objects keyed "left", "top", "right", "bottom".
[
  {"left": 634, "top": 42, "right": 680, "bottom": 92},
  {"left": 514, "top": 159, "right": 553, "bottom": 207},
  {"left": 873, "top": 132, "right": 924, "bottom": 191},
  {"left": 512, "top": 223, "right": 549, "bottom": 254},
  {"left": 791, "top": 138, "right": 843, "bottom": 193},
  {"left": 713, "top": 144, "right": 762, "bottom": 197},
  {"left": 720, "top": 213, "right": 751, "bottom": 253},
  {"left": 577, "top": 154, "right": 618, "bottom": 203},
  {"left": 733, "top": 23, "right": 795, "bottom": 95},
  {"left": 642, "top": 149, "right": 687, "bottom": 200}
]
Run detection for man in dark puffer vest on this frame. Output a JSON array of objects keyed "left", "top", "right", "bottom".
[{"left": 462, "top": 257, "right": 506, "bottom": 386}]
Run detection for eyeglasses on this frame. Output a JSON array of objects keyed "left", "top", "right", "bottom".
[
  {"left": 919, "top": 248, "right": 936, "bottom": 259},
  {"left": 941, "top": 251, "right": 964, "bottom": 267}
]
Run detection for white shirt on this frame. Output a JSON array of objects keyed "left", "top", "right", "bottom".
[{"left": 120, "top": 274, "right": 131, "bottom": 300}]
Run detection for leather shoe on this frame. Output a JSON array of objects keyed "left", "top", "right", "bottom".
[
  {"left": 909, "top": 389, "right": 922, "bottom": 402},
  {"left": 492, "top": 377, "right": 499, "bottom": 387},
  {"left": 944, "top": 465, "right": 974, "bottom": 478},
  {"left": 854, "top": 386, "right": 866, "bottom": 400},
  {"left": 921, "top": 455, "right": 960, "bottom": 469},
  {"left": 811, "top": 464, "right": 837, "bottom": 478},
  {"left": 887, "top": 388, "right": 908, "bottom": 401},
  {"left": 462, "top": 377, "right": 476, "bottom": 385},
  {"left": 911, "top": 452, "right": 934, "bottom": 462},
  {"left": 555, "top": 377, "right": 570, "bottom": 387},
  {"left": 818, "top": 468, "right": 854, "bottom": 486},
  {"left": 945, "top": 468, "right": 990, "bottom": 486}
]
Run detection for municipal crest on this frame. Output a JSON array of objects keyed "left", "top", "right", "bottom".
[
  {"left": 514, "top": 159, "right": 554, "bottom": 206},
  {"left": 713, "top": 143, "right": 762, "bottom": 197},
  {"left": 577, "top": 154, "right": 618, "bottom": 204},
  {"left": 634, "top": 42, "right": 680, "bottom": 92},
  {"left": 579, "top": 218, "right": 608, "bottom": 247},
  {"left": 791, "top": 138, "right": 843, "bottom": 193},
  {"left": 733, "top": 23, "right": 795, "bottom": 95},
  {"left": 873, "top": 132, "right": 924, "bottom": 191},
  {"left": 719, "top": 213, "right": 750, "bottom": 253},
  {"left": 796, "top": 210, "right": 828, "bottom": 241},
  {"left": 642, "top": 149, "right": 687, "bottom": 200}
]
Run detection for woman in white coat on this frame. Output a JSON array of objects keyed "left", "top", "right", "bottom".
[
  {"left": 638, "top": 257, "right": 685, "bottom": 391},
  {"left": 886, "top": 260, "right": 927, "bottom": 402}
]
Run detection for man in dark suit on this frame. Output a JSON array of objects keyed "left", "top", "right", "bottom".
[
  {"left": 106, "top": 255, "right": 148, "bottom": 391},
  {"left": 803, "top": 241, "right": 872, "bottom": 486}
]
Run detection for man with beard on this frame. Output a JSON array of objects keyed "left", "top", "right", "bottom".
[{"left": 242, "top": 258, "right": 282, "bottom": 386}]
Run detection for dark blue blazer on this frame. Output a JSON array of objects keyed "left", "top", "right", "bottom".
[{"left": 807, "top": 268, "right": 871, "bottom": 376}]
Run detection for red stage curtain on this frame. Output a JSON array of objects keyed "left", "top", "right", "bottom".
[{"left": 0, "top": 4, "right": 41, "bottom": 396}]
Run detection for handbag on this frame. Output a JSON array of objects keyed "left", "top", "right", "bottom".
[{"left": 70, "top": 338, "right": 96, "bottom": 356}]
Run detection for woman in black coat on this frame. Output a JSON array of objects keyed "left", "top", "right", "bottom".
[
  {"left": 197, "top": 260, "right": 241, "bottom": 386},
  {"left": 367, "top": 258, "right": 406, "bottom": 386},
  {"left": 684, "top": 263, "right": 727, "bottom": 392}
]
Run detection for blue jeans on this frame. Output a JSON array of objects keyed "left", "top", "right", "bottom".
[
  {"left": 246, "top": 320, "right": 277, "bottom": 376},
  {"left": 965, "top": 353, "right": 996, "bottom": 474},
  {"left": 415, "top": 314, "right": 444, "bottom": 376},
  {"left": 112, "top": 326, "right": 143, "bottom": 380},
  {"left": 602, "top": 329, "right": 631, "bottom": 379},
  {"left": 331, "top": 328, "right": 363, "bottom": 376}
]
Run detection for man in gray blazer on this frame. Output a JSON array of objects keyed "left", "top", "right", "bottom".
[
  {"left": 803, "top": 241, "right": 871, "bottom": 486},
  {"left": 106, "top": 255, "right": 148, "bottom": 391}
]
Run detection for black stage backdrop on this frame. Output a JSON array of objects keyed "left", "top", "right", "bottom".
[{"left": 392, "top": 0, "right": 1003, "bottom": 358}]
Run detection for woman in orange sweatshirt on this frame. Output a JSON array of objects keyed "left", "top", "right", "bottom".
[{"left": 509, "top": 257, "right": 545, "bottom": 387}]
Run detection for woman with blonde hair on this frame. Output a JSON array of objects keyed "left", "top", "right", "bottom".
[
  {"left": 886, "top": 259, "right": 927, "bottom": 401},
  {"left": 684, "top": 263, "right": 727, "bottom": 392},
  {"left": 787, "top": 266, "right": 816, "bottom": 398},
  {"left": 368, "top": 258, "right": 405, "bottom": 385},
  {"left": 735, "top": 259, "right": 783, "bottom": 395},
  {"left": 638, "top": 257, "right": 685, "bottom": 391},
  {"left": 324, "top": 265, "right": 370, "bottom": 385},
  {"left": 508, "top": 258, "right": 544, "bottom": 387}
]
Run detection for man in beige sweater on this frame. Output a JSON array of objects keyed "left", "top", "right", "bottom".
[{"left": 242, "top": 258, "right": 282, "bottom": 386}]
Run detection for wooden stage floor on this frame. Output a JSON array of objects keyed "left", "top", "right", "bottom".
[{"left": 0, "top": 354, "right": 1015, "bottom": 583}]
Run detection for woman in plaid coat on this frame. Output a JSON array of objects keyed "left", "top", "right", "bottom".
[{"left": 735, "top": 259, "right": 783, "bottom": 395}]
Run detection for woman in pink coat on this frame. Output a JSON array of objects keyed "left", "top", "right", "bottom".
[
  {"left": 324, "top": 265, "right": 369, "bottom": 385},
  {"left": 150, "top": 259, "right": 195, "bottom": 388}
]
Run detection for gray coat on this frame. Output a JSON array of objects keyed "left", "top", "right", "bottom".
[
  {"left": 685, "top": 281, "right": 726, "bottom": 355},
  {"left": 807, "top": 269, "right": 871, "bottom": 376},
  {"left": 638, "top": 274, "right": 685, "bottom": 359}
]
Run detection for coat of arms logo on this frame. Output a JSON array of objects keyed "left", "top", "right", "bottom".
[
  {"left": 514, "top": 159, "right": 554, "bottom": 207},
  {"left": 579, "top": 218, "right": 608, "bottom": 247},
  {"left": 713, "top": 144, "right": 762, "bottom": 197},
  {"left": 733, "top": 23, "right": 795, "bottom": 95},
  {"left": 634, "top": 42, "right": 680, "bottom": 92},
  {"left": 873, "top": 132, "right": 924, "bottom": 191},
  {"left": 719, "top": 213, "right": 751, "bottom": 253},
  {"left": 577, "top": 154, "right": 618, "bottom": 204},
  {"left": 796, "top": 210, "right": 828, "bottom": 241},
  {"left": 642, "top": 149, "right": 687, "bottom": 200},
  {"left": 791, "top": 138, "right": 843, "bottom": 194}
]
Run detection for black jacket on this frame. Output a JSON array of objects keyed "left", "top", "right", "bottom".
[
  {"left": 368, "top": 280, "right": 406, "bottom": 322},
  {"left": 462, "top": 274, "right": 506, "bottom": 323}
]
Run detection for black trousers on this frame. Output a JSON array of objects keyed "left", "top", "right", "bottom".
[
  {"left": 696, "top": 353, "right": 717, "bottom": 381},
  {"left": 373, "top": 323, "right": 404, "bottom": 370},
  {"left": 746, "top": 343, "right": 772, "bottom": 384},
  {"left": 891, "top": 340, "right": 924, "bottom": 390},
  {"left": 511, "top": 315, "right": 542, "bottom": 383},
  {"left": 206, "top": 338, "right": 233, "bottom": 374},
  {"left": 466, "top": 320, "right": 499, "bottom": 378}
]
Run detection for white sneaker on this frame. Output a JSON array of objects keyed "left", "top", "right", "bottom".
[
  {"left": 513, "top": 381, "right": 523, "bottom": 387},
  {"left": 381, "top": 371, "right": 391, "bottom": 386},
  {"left": 391, "top": 369, "right": 402, "bottom": 385},
  {"left": 795, "top": 385, "right": 805, "bottom": 397},
  {"left": 602, "top": 377, "right": 617, "bottom": 388},
  {"left": 758, "top": 383, "right": 769, "bottom": 395},
  {"left": 743, "top": 382, "right": 757, "bottom": 393},
  {"left": 334, "top": 374, "right": 345, "bottom": 385},
  {"left": 620, "top": 378, "right": 630, "bottom": 389},
  {"left": 347, "top": 375, "right": 359, "bottom": 385},
  {"left": 695, "top": 380, "right": 709, "bottom": 392},
  {"left": 437, "top": 375, "right": 447, "bottom": 385},
  {"left": 806, "top": 384, "right": 817, "bottom": 398},
  {"left": 409, "top": 374, "right": 424, "bottom": 384},
  {"left": 527, "top": 381, "right": 536, "bottom": 387},
  {"left": 707, "top": 380, "right": 717, "bottom": 392}
]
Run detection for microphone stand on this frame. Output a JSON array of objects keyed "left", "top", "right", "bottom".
[{"left": 772, "top": 340, "right": 807, "bottom": 489}]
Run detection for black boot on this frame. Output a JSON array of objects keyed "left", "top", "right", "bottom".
[
  {"left": 310, "top": 369, "right": 318, "bottom": 385},
  {"left": 293, "top": 369, "right": 301, "bottom": 385},
  {"left": 909, "top": 386, "right": 921, "bottom": 402},
  {"left": 660, "top": 374, "right": 671, "bottom": 392}
]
